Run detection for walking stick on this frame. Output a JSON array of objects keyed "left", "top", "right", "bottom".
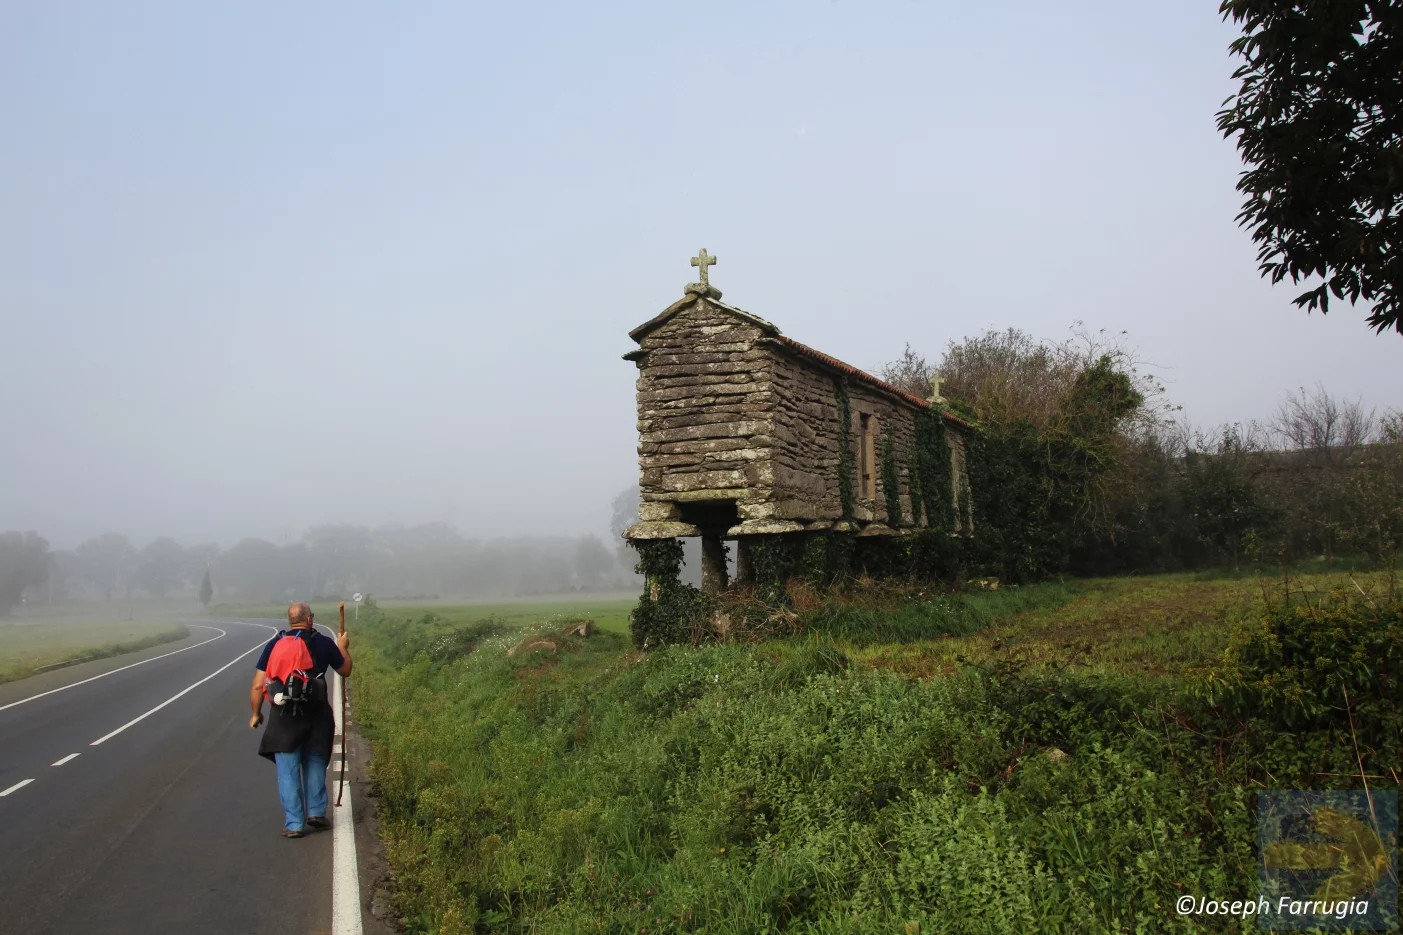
[{"left": 336, "top": 600, "right": 348, "bottom": 807}]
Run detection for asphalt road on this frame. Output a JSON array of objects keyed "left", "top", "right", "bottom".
[{"left": 0, "top": 619, "right": 344, "bottom": 935}]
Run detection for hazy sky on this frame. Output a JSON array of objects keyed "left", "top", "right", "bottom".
[{"left": 3, "top": 2, "right": 1398, "bottom": 550}]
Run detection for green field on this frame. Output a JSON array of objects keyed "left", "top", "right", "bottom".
[
  {"left": 850, "top": 569, "right": 1361, "bottom": 681},
  {"left": 213, "top": 595, "right": 637, "bottom": 635},
  {"left": 0, "top": 613, "right": 191, "bottom": 684},
  {"left": 350, "top": 569, "right": 1400, "bottom": 934}
]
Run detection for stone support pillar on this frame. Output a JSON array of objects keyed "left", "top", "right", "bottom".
[
  {"left": 733, "top": 539, "right": 752, "bottom": 584},
  {"left": 700, "top": 535, "right": 730, "bottom": 595}
]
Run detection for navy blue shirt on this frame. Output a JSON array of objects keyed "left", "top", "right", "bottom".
[
  {"left": 254, "top": 628, "right": 345, "bottom": 678},
  {"left": 255, "top": 628, "right": 343, "bottom": 762}
]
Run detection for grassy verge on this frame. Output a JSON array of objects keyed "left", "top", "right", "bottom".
[
  {"left": 354, "top": 570, "right": 1400, "bottom": 934},
  {"left": 0, "top": 620, "right": 192, "bottom": 684}
]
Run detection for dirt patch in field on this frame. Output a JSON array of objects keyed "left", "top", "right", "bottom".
[
  {"left": 1006, "top": 583, "right": 1226, "bottom": 640},
  {"left": 865, "top": 645, "right": 959, "bottom": 680}
]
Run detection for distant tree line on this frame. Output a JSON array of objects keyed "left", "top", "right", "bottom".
[
  {"left": 7, "top": 330, "right": 1394, "bottom": 609},
  {"left": 0, "top": 523, "right": 639, "bottom": 611},
  {"left": 883, "top": 329, "right": 1403, "bottom": 582}
]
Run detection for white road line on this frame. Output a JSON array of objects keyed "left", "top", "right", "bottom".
[
  {"left": 89, "top": 633, "right": 274, "bottom": 746},
  {"left": 0, "top": 624, "right": 228, "bottom": 714},
  {"left": 1, "top": 779, "right": 35, "bottom": 796},
  {"left": 311, "top": 620, "right": 362, "bottom": 933},
  {"left": 51, "top": 753, "right": 80, "bottom": 766},
  {"left": 330, "top": 670, "right": 363, "bottom": 935}
]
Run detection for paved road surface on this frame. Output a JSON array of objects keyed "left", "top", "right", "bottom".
[{"left": 0, "top": 620, "right": 346, "bottom": 935}]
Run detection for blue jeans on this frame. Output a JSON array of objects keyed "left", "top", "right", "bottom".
[{"left": 274, "top": 747, "right": 329, "bottom": 832}]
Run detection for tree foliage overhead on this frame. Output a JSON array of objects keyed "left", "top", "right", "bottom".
[{"left": 1217, "top": 0, "right": 1403, "bottom": 335}]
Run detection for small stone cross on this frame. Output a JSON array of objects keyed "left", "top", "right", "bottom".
[
  {"left": 690, "top": 248, "right": 717, "bottom": 287},
  {"left": 928, "top": 377, "right": 945, "bottom": 404}
]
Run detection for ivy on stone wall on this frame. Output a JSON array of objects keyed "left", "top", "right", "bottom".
[
  {"left": 797, "top": 531, "right": 857, "bottom": 589},
  {"left": 835, "top": 376, "right": 855, "bottom": 520},
  {"left": 880, "top": 432, "right": 902, "bottom": 527},
  {"left": 800, "top": 535, "right": 828, "bottom": 586},
  {"left": 909, "top": 528, "right": 962, "bottom": 580},
  {"left": 843, "top": 531, "right": 961, "bottom": 582},
  {"left": 628, "top": 538, "right": 711, "bottom": 649},
  {"left": 632, "top": 536, "right": 683, "bottom": 586},
  {"left": 749, "top": 534, "right": 804, "bottom": 604},
  {"left": 785, "top": 529, "right": 962, "bottom": 588},
  {"left": 827, "top": 532, "right": 856, "bottom": 582},
  {"left": 912, "top": 409, "right": 953, "bottom": 531},
  {"left": 853, "top": 536, "right": 905, "bottom": 579}
]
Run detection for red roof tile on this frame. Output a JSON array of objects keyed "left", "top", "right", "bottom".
[{"left": 770, "top": 336, "right": 972, "bottom": 428}]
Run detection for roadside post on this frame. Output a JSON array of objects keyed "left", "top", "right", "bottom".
[{"left": 336, "top": 600, "right": 348, "bottom": 808}]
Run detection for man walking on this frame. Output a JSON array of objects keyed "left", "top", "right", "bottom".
[{"left": 249, "top": 602, "right": 352, "bottom": 837}]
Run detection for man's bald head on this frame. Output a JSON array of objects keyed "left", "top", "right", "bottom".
[{"left": 287, "top": 602, "right": 313, "bottom": 628}]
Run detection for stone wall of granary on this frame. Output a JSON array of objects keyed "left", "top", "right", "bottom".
[
  {"left": 759, "top": 347, "right": 920, "bottom": 528},
  {"left": 761, "top": 345, "right": 968, "bottom": 531},
  {"left": 846, "top": 376, "right": 920, "bottom": 528},
  {"left": 758, "top": 346, "right": 843, "bottom": 523},
  {"left": 634, "top": 300, "right": 776, "bottom": 515}
]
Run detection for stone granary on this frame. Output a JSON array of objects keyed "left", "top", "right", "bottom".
[{"left": 623, "top": 250, "right": 973, "bottom": 593}]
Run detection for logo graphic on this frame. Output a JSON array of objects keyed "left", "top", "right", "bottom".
[{"left": 1258, "top": 791, "right": 1398, "bottom": 930}]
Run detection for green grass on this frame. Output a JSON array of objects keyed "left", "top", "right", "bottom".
[
  {"left": 0, "top": 615, "right": 191, "bottom": 684},
  {"left": 351, "top": 569, "right": 1401, "bottom": 934},
  {"left": 799, "top": 579, "right": 1082, "bottom": 644}
]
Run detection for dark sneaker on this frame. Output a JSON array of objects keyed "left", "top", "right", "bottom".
[{"left": 307, "top": 816, "right": 331, "bottom": 831}]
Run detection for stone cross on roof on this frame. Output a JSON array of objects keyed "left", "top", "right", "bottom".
[
  {"left": 690, "top": 248, "right": 717, "bottom": 287},
  {"left": 684, "top": 248, "right": 722, "bottom": 299}
]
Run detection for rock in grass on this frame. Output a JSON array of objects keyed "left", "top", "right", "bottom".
[{"left": 563, "top": 619, "right": 596, "bottom": 638}]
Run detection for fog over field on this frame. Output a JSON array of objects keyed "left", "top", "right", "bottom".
[{"left": 2, "top": 2, "right": 1398, "bottom": 551}]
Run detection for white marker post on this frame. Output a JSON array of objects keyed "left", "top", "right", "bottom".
[{"left": 351, "top": 592, "right": 363, "bottom": 620}]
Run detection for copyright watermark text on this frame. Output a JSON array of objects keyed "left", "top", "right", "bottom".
[{"left": 1176, "top": 895, "right": 1372, "bottom": 921}]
